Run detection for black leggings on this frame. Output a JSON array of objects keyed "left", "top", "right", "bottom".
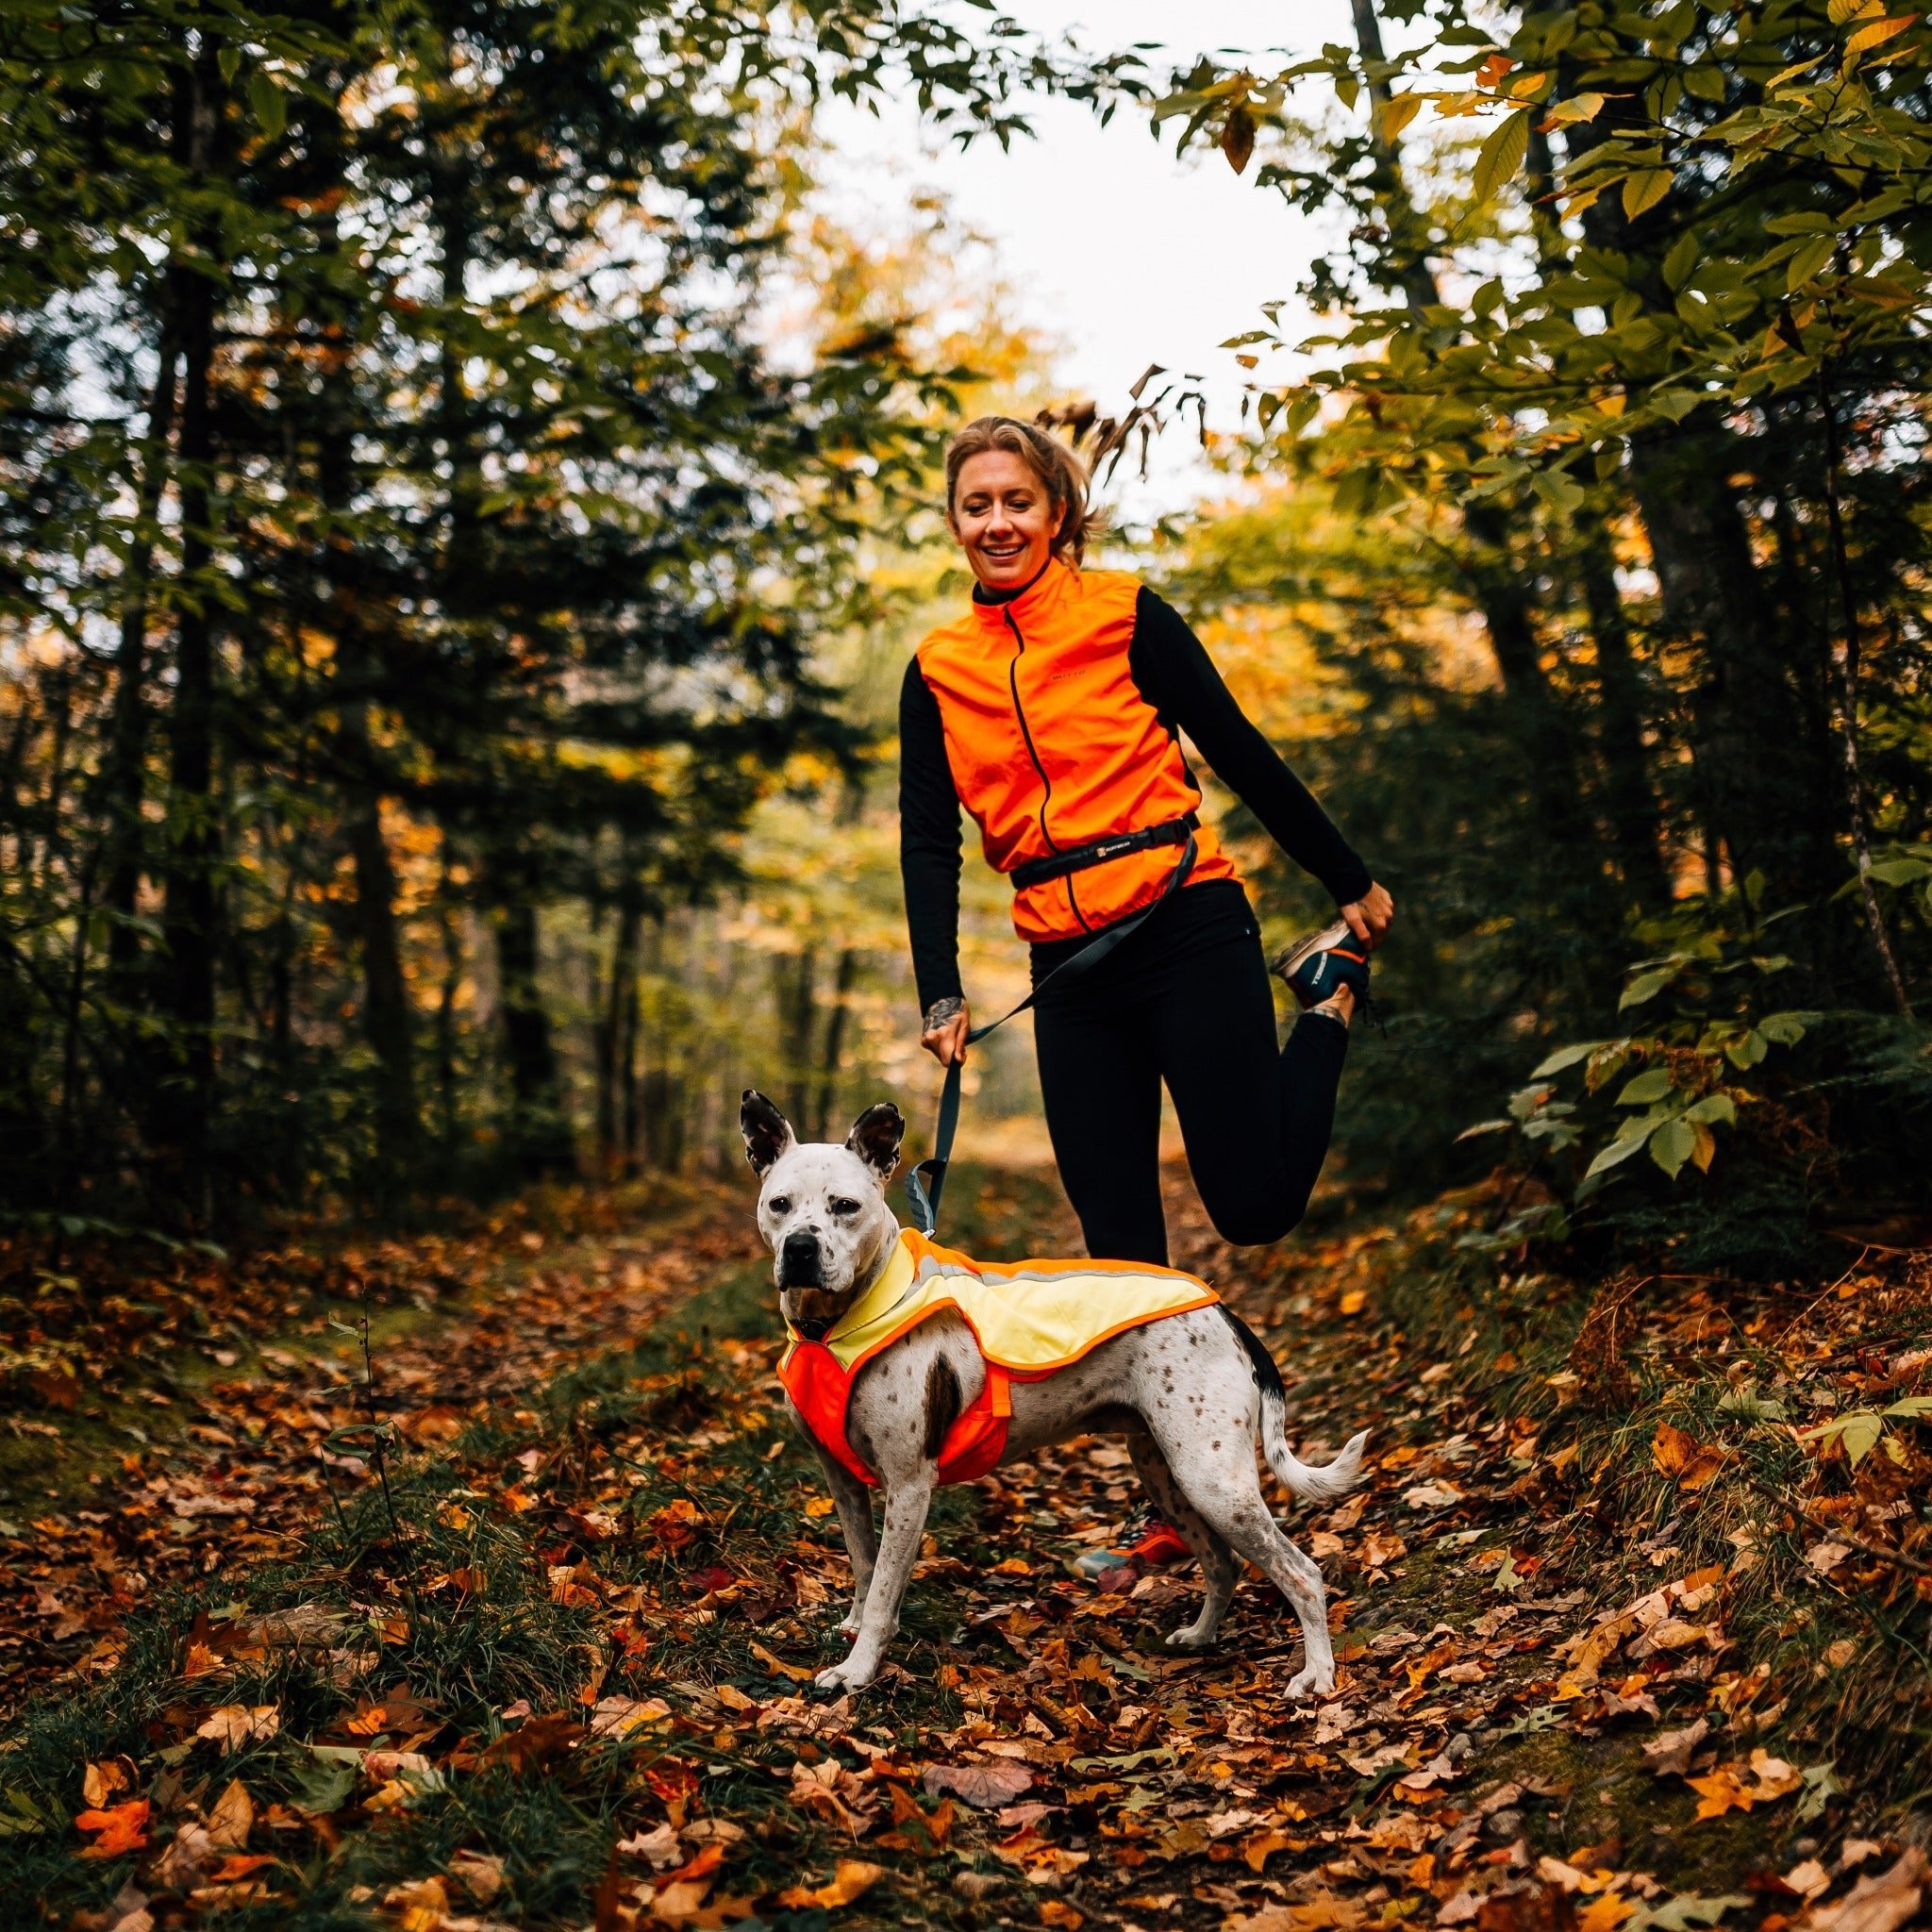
[{"left": 1030, "top": 880, "right": 1348, "bottom": 1268}]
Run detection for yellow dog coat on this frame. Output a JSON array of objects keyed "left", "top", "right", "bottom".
[{"left": 777, "top": 1227, "right": 1219, "bottom": 1487}]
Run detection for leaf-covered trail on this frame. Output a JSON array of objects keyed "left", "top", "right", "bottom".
[{"left": 7, "top": 1168, "right": 1928, "bottom": 1932}]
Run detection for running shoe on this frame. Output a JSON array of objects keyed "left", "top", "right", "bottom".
[
  {"left": 1270, "top": 918, "right": 1371, "bottom": 1009},
  {"left": 1072, "top": 1507, "right": 1192, "bottom": 1579}
]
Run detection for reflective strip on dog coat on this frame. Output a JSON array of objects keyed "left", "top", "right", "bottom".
[{"left": 778, "top": 1227, "right": 1219, "bottom": 1489}]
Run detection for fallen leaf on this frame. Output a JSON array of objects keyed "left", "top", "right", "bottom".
[
  {"left": 206, "top": 1778, "right": 254, "bottom": 1851},
  {"left": 83, "top": 1758, "right": 134, "bottom": 1807},
  {"left": 1653, "top": 1422, "right": 1724, "bottom": 1491},
  {"left": 749, "top": 1641, "right": 814, "bottom": 1683},
  {"left": 924, "top": 1761, "right": 1034, "bottom": 1808},
  {"left": 1802, "top": 1849, "right": 1926, "bottom": 1932},
  {"left": 1805, "top": 1541, "right": 1852, "bottom": 1575},
  {"left": 1643, "top": 1716, "right": 1709, "bottom": 1776},
  {"left": 195, "top": 1705, "right": 280, "bottom": 1754},
  {"left": 75, "top": 1798, "right": 151, "bottom": 1859},
  {"left": 449, "top": 1848, "right": 506, "bottom": 1902},
  {"left": 777, "top": 1858, "right": 885, "bottom": 1909}
]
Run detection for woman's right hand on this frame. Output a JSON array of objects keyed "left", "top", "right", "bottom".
[{"left": 921, "top": 996, "right": 972, "bottom": 1067}]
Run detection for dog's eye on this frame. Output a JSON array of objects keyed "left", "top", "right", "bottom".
[
  {"left": 768, "top": 1195, "right": 791, "bottom": 1215},
  {"left": 828, "top": 1196, "right": 860, "bottom": 1217}
]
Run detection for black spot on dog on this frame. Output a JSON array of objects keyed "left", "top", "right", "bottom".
[{"left": 923, "top": 1355, "right": 961, "bottom": 1461}]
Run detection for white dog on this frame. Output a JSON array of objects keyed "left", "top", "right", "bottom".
[{"left": 741, "top": 1090, "right": 1368, "bottom": 1696}]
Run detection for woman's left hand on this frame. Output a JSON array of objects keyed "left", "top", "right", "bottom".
[{"left": 1340, "top": 882, "right": 1394, "bottom": 950}]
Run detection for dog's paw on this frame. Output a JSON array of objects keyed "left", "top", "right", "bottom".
[
  {"left": 1163, "top": 1622, "right": 1218, "bottom": 1653},
  {"left": 1286, "top": 1664, "right": 1335, "bottom": 1699},
  {"left": 813, "top": 1661, "right": 874, "bottom": 1695}
]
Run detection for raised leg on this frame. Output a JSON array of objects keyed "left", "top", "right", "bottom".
[
  {"left": 815, "top": 1474, "right": 932, "bottom": 1693},
  {"left": 1124, "top": 1425, "right": 1237, "bottom": 1651}
]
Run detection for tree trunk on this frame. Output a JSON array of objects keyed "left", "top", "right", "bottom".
[
  {"left": 1817, "top": 368, "right": 1911, "bottom": 1014},
  {"left": 810, "top": 948, "right": 859, "bottom": 1143},
  {"left": 1574, "top": 521, "right": 1672, "bottom": 904},
  {"left": 102, "top": 325, "right": 179, "bottom": 1004},
  {"left": 154, "top": 45, "right": 224, "bottom": 1219},
  {"left": 782, "top": 947, "right": 817, "bottom": 1130},
  {"left": 315, "top": 79, "right": 417, "bottom": 1174},
  {"left": 599, "top": 893, "right": 641, "bottom": 1177},
  {"left": 493, "top": 894, "right": 571, "bottom": 1175},
  {"left": 1350, "top": 0, "right": 1592, "bottom": 858}
]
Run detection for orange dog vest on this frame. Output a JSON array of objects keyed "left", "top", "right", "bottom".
[
  {"left": 777, "top": 1227, "right": 1219, "bottom": 1489},
  {"left": 914, "top": 560, "right": 1241, "bottom": 942}
]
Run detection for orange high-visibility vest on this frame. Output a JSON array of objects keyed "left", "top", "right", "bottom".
[
  {"left": 777, "top": 1227, "right": 1219, "bottom": 1489},
  {"left": 914, "top": 560, "right": 1241, "bottom": 942}
]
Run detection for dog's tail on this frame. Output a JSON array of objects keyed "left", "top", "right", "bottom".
[{"left": 1220, "top": 1306, "right": 1369, "bottom": 1504}]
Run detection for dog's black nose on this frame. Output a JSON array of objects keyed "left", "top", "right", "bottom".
[{"left": 780, "top": 1229, "right": 823, "bottom": 1287}]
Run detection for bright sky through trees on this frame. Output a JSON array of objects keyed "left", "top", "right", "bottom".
[{"left": 815, "top": 1, "right": 1357, "bottom": 515}]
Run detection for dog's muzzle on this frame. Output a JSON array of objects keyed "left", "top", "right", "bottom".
[{"left": 778, "top": 1229, "right": 824, "bottom": 1290}]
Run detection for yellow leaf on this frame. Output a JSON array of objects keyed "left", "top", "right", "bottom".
[
  {"left": 804, "top": 1495, "right": 837, "bottom": 1518},
  {"left": 1580, "top": 1894, "right": 1638, "bottom": 1932},
  {"left": 1623, "top": 169, "right": 1674, "bottom": 220},
  {"left": 1379, "top": 93, "right": 1424, "bottom": 142},
  {"left": 1474, "top": 107, "right": 1532, "bottom": 203},
  {"left": 1845, "top": 15, "right": 1916, "bottom": 62},
  {"left": 777, "top": 1859, "right": 885, "bottom": 1910}
]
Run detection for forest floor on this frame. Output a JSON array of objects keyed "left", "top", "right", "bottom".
[{"left": 3, "top": 1159, "right": 1930, "bottom": 1932}]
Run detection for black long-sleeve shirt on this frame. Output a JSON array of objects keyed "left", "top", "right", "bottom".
[{"left": 899, "top": 586, "right": 1372, "bottom": 1013}]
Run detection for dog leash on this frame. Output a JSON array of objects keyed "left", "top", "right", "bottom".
[{"left": 905, "top": 831, "right": 1197, "bottom": 1237}]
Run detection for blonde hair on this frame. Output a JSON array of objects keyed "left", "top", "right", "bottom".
[{"left": 943, "top": 415, "right": 1105, "bottom": 564}]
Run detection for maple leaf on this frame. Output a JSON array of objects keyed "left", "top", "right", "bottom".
[
  {"left": 75, "top": 1798, "right": 150, "bottom": 1859},
  {"left": 924, "top": 1761, "right": 1034, "bottom": 1808},
  {"left": 195, "top": 1705, "right": 280, "bottom": 1753}
]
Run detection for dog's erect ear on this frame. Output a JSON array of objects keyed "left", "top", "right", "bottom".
[
  {"left": 845, "top": 1102, "right": 905, "bottom": 1181},
  {"left": 741, "top": 1090, "right": 796, "bottom": 1178}
]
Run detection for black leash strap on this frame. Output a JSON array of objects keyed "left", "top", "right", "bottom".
[{"left": 905, "top": 832, "right": 1196, "bottom": 1237}]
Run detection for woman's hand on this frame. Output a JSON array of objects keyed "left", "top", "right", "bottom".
[
  {"left": 1340, "top": 882, "right": 1394, "bottom": 950},
  {"left": 921, "top": 996, "right": 972, "bottom": 1067}
]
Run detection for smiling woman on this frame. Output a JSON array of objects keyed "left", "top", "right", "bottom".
[
  {"left": 942, "top": 415, "right": 1104, "bottom": 583},
  {"left": 897, "top": 412, "right": 1394, "bottom": 1295}
]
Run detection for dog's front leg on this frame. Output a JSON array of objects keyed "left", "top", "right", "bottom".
[
  {"left": 814, "top": 1474, "right": 931, "bottom": 1694},
  {"left": 815, "top": 1445, "right": 879, "bottom": 1637}
]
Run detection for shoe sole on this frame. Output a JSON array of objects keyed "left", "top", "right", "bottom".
[{"left": 1268, "top": 917, "right": 1354, "bottom": 984}]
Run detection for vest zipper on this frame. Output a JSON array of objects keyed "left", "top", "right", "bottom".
[{"left": 1002, "top": 608, "right": 1092, "bottom": 934}]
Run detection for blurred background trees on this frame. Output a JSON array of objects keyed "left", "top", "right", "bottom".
[
  {"left": 1146, "top": 0, "right": 1932, "bottom": 1269},
  {"left": 4, "top": 0, "right": 1928, "bottom": 1271}
]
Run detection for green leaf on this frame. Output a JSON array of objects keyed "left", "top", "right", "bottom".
[
  {"left": 1840, "top": 1411, "right": 1884, "bottom": 1467},
  {"left": 1618, "top": 1068, "right": 1675, "bottom": 1107},
  {"left": 1786, "top": 234, "right": 1837, "bottom": 291},
  {"left": 287, "top": 1754, "right": 358, "bottom": 1815},
  {"left": 1474, "top": 108, "right": 1532, "bottom": 203},
  {"left": 1585, "top": 1126, "right": 1652, "bottom": 1178},
  {"left": 1682, "top": 1092, "right": 1738, "bottom": 1127},
  {"left": 1794, "top": 1760, "right": 1842, "bottom": 1824},
  {"left": 1629, "top": 1896, "right": 1753, "bottom": 1932},
  {"left": 1531, "top": 1041, "right": 1604, "bottom": 1078},
  {"left": 1723, "top": 1029, "right": 1768, "bottom": 1069},
  {"left": 250, "top": 72, "right": 287, "bottom": 142},
  {"left": 1649, "top": 1116, "right": 1699, "bottom": 1178},
  {"left": 1757, "top": 1010, "right": 1814, "bottom": 1045},
  {"left": 1619, "top": 965, "right": 1678, "bottom": 1009},
  {"left": 1662, "top": 232, "right": 1700, "bottom": 290},
  {"left": 1456, "top": 1119, "right": 1514, "bottom": 1141},
  {"left": 1622, "top": 169, "right": 1674, "bottom": 220},
  {"left": 1883, "top": 1395, "right": 1932, "bottom": 1419}
]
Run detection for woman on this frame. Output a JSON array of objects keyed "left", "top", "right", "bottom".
[{"left": 899, "top": 417, "right": 1392, "bottom": 1566}]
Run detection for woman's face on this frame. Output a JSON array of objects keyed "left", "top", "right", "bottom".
[{"left": 948, "top": 450, "right": 1060, "bottom": 592}]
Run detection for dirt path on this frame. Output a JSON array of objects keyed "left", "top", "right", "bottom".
[{"left": 6, "top": 1164, "right": 1926, "bottom": 1931}]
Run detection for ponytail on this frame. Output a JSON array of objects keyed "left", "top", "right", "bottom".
[{"left": 943, "top": 416, "right": 1106, "bottom": 565}]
